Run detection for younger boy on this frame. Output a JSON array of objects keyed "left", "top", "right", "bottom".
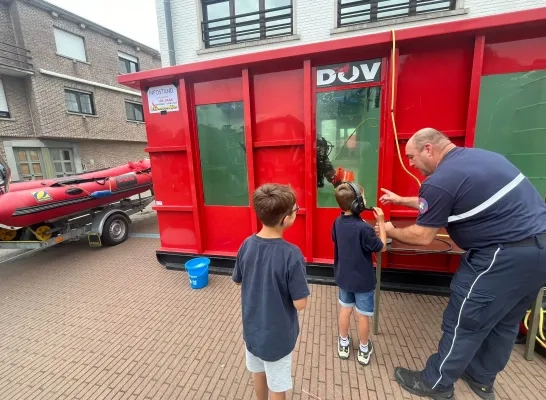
[
  {"left": 332, "top": 182, "right": 387, "bottom": 366},
  {"left": 232, "top": 183, "right": 310, "bottom": 400}
]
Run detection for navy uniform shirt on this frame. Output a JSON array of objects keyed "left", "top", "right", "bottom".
[
  {"left": 332, "top": 214, "right": 384, "bottom": 293},
  {"left": 232, "top": 235, "right": 310, "bottom": 362},
  {"left": 416, "top": 147, "right": 546, "bottom": 250}
]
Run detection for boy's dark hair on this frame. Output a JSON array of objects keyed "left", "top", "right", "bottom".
[
  {"left": 334, "top": 182, "right": 364, "bottom": 211},
  {"left": 253, "top": 183, "right": 296, "bottom": 227}
]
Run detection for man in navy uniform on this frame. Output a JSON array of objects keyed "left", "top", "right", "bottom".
[{"left": 378, "top": 128, "right": 546, "bottom": 400}]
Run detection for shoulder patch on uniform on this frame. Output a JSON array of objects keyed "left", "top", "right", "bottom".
[{"left": 418, "top": 197, "right": 428, "bottom": 214}]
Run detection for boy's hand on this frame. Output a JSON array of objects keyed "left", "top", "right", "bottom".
[
  {"left": 375, "top": 221, "right": 395, "bottom": 235},
  {"left": 372, "top": 207, "right": 384, "bottom": 222}
]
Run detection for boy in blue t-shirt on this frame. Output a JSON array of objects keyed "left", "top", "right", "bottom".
[
  {"left": 332, "top": 182, "right": 387, "bottom": 366},
  {"left": 232, "top": 183, "right": 310, "bottom": 400}
]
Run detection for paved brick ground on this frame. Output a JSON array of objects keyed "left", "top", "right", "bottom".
[{"left": 0, "top": 226, "right": 545, "bottom": 399}]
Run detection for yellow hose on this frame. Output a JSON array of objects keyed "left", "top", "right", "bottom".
[
  {"left": 390, "top": 29, "right": 421, "bottom": 189},
  {"left": 389, "top": 29, "right": 450, "bottom": 239}
]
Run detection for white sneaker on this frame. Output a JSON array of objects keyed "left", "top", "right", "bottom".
[
  {"left": 357, "top": 339, "right": 373, "bottom": 366},
  {"left": 338, "top": 336, "right": 350, "bottom": 359}
]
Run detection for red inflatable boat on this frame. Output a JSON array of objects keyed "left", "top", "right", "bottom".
[{"left": 0, "top": 158, "right": 152, "bottom": 235}]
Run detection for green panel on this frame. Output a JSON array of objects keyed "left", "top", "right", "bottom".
[
  {"left": 474, "top": 70, "right": 546, "bottom": 196},
  {"left": 316, "top": 87, "right": 381, "bottom": 208},
  {"left": 196, "top": 102, "right": 249, "bottom": 206}
]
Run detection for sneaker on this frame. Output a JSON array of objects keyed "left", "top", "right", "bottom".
[
  {"left": 338, "top": 336, "right": 350, "bottom": 359},
  {"left": 395, "top": 367, "right": 454, "bottom": 400},
  {"left": 357, "top": 339, "right": 374, "bottom": 366},
  {"left": 460, "top": 371, "right": 495, "bottom": 400}
]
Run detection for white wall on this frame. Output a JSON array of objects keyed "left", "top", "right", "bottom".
[{"left": 156, "top": 0, "right": 546, "bottom": 67}]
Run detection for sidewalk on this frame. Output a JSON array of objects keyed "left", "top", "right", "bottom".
[{"left": 0, "top": 229, "right": 544, "bottom": 399}]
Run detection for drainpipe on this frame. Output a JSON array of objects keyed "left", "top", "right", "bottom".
[{"left": 163, "top": 0, "right": 176, "bottom": 66}]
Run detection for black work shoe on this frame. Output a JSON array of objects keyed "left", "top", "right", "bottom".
[
  {"left": 394, "top": 367, "right": 454, "bottom": 400},
  {"left": 461, "top": 372, "right": 495, "bottom": 400}
]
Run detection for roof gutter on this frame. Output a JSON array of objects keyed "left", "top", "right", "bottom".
[{"left": 163, "top": 0, "right": 176, "bottom": 66}]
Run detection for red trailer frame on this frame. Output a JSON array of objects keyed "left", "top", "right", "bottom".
[{"left": 118, "top": 8, "right": 546, "bottom": 280}]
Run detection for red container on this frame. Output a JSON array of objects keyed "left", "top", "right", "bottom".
[{"left": 118, "top": 8, "right": 546, "bottom": 275}]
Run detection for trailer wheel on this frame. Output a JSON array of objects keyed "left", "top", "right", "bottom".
[
  {"left": 101, "top": 213, "right": 130, "bottom": 246},
  {"left": 0, "top": 228, "right": 21, "bottom": 241}
]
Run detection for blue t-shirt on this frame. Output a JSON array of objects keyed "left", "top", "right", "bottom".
[
  {"left": 232, "top": 235, "right": 310, "bottom": 362},
  {"left": 332, "top": 213, "right": 384, "bottom": 293},
  {"left": 416, "top": 147, "right": 546, "bottom": 250}
]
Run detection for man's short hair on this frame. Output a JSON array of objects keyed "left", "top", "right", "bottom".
[
  {"left": 412, "top": 128, "right": 450, "bottom": 151},
  {"left": 253, "top": 183, "right": 297, "bottom": 227},
  {"left": 334, "top": 182, "right": 364, "bottom": 212}
]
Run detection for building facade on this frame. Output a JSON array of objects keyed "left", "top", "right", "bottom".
[
  {"left": 155, "top": 0, "right": 546, "bottom": 66},
  {"left": 0, "top": 0, "right": 161, "bottom": 182}
]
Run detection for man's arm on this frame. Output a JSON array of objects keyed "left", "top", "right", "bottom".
[
  {"left": 386, "top": 184, "right": 454, "bottom": 246},
  {"left": 379, "top": 188, "right": 419, "bottom": 210},
  {"left": 398, "top": 197, "right": 420, "bottom": 210},
  {"left": 386, "top": 224, "right": 440, "bottom": 246}
]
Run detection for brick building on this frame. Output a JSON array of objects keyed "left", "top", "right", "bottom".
[
  {"left": 155, "top": 0, "right": 545, "bottom": 66},
  {"left": 0, "top": 0, "right": 161, "bottom": 181}
]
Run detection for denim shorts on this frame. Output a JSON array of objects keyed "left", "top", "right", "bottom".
[{"left": 338, "top": 288, "right": 375, "bottom": 316}]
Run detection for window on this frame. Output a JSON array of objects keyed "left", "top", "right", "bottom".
[
  {"left": 65, "top": 89, "right": 95, "bottom": 115},
  {"left": 474, "top": 69, "right": 546, "bottom": 196},
  {"left": 0, "top": 79, "right": 9, "bottom": 119},
  {"left": 196, "top": 101, "right": 249, "bottom": 205},
  {"left": 316, "top": 87, "right": 382, "bottom": 207},
  {"left": 125, "top": 101, "right": 144, "bottom": 122},
  {"left": 201, "top": 0, "right": 293, "bottom": 48},
  {"left": 50, "top": 149, "right": 76, "bottom": 177},
  {"left": 118, "top": 52, "right": 139, "bottom": 74},
  {"left": 337, "top": 0, "right": 457, "bottom": 27},
  {"left": 14, "top": 148, "right": 45, "bottom": 181},
  {"left": 53, "top": 28, "right": 87, "bottom": 62}
]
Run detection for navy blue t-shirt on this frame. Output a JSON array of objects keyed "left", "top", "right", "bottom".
[
  {"left": 232, "top": 235, "right": 310, "bottom": 362},
  {"left": 332, "top": 213, "right": 384, "bottom": 293},
  {"left": 416, "top": 147, "right": 546, "bottom": 250}
]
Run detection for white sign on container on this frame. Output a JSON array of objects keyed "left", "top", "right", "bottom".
[{"left": 147, "top": 84, "right": 179, "bottom": 113}]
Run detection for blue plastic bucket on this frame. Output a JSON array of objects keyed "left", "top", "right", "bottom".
[{"left": 184, "top": 257, "right": 210, "bottom": 289}]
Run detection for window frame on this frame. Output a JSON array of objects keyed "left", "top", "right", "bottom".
[
  {"left": 50, "top": 148, "right": 76, "bottom": 177},
  {"left": 13, "top": 148, "right": 46, "bottom": 181},
  {"left": 53, "top": 27, "right": 88, "bottom": 62},
  {"left": 336, "top": 0, "right": 458, "bottom": 28},
  {"left": 118, "top": 51, "right": 140, "bottom": 74},
  {"left": 64, "top": 89, "right": 96, "bottom": 116},
  {"left": 0, "top": 79, "right": 10, "bottom": 119},
  {"left": 125, "top": 101, "right": 144, "bottom": 122},
  {"left": 201, "top": 0, "right": 294, "bottom": 49}
]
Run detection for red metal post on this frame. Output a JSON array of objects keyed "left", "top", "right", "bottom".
[
  {"left": 304, "top": 59, "right": 314, "bottom": 262},
  {"left": 180, "top": 78, "right": 204, "bottom": 253},
  {"left": 465, "top": 35, "right": 486, "bottom": 147},
  {"left": 243, "top": 69, "right": 258, "bottom": 234}
]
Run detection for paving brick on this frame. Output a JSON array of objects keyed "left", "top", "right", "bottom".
[{"left": 0, "top": 226, "right": 545, "bottom": 400}]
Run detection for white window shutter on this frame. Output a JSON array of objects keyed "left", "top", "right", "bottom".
[
  {"left": 54, "top": 28, "right": 87, "bottom": 62},
  {"left": 0, "top": 79, "right": 9, "bottom": 113},
  {"left": 118, "top": 51, "right": 138, "bottom": 63}
]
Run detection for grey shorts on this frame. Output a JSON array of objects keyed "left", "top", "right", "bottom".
[{"left": 245, "top": 348, "right": 293, "bottom": 393}]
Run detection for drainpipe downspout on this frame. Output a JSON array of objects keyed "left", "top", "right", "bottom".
[{"left": 163, "top": 0, "right": 176, "bottom": 66}]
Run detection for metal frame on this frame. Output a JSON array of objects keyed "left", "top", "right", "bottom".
[
  {"left": 201, "top": 0, "right": 294, "bottom": 48},
  {"left": 524, "top": 286, "right": 545, "bottom": 360},
  {"left": 125, "top": 101, "right": 144, "bottom": 122},
  {"left": 337, "top": 0, "right": 457, "bottom": 28},
  {"left": 0, "top": 195, "right": 154, "bottom": 250},
  {"left": 64, "top": 88, "right": 96, "bottom": 115}
]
